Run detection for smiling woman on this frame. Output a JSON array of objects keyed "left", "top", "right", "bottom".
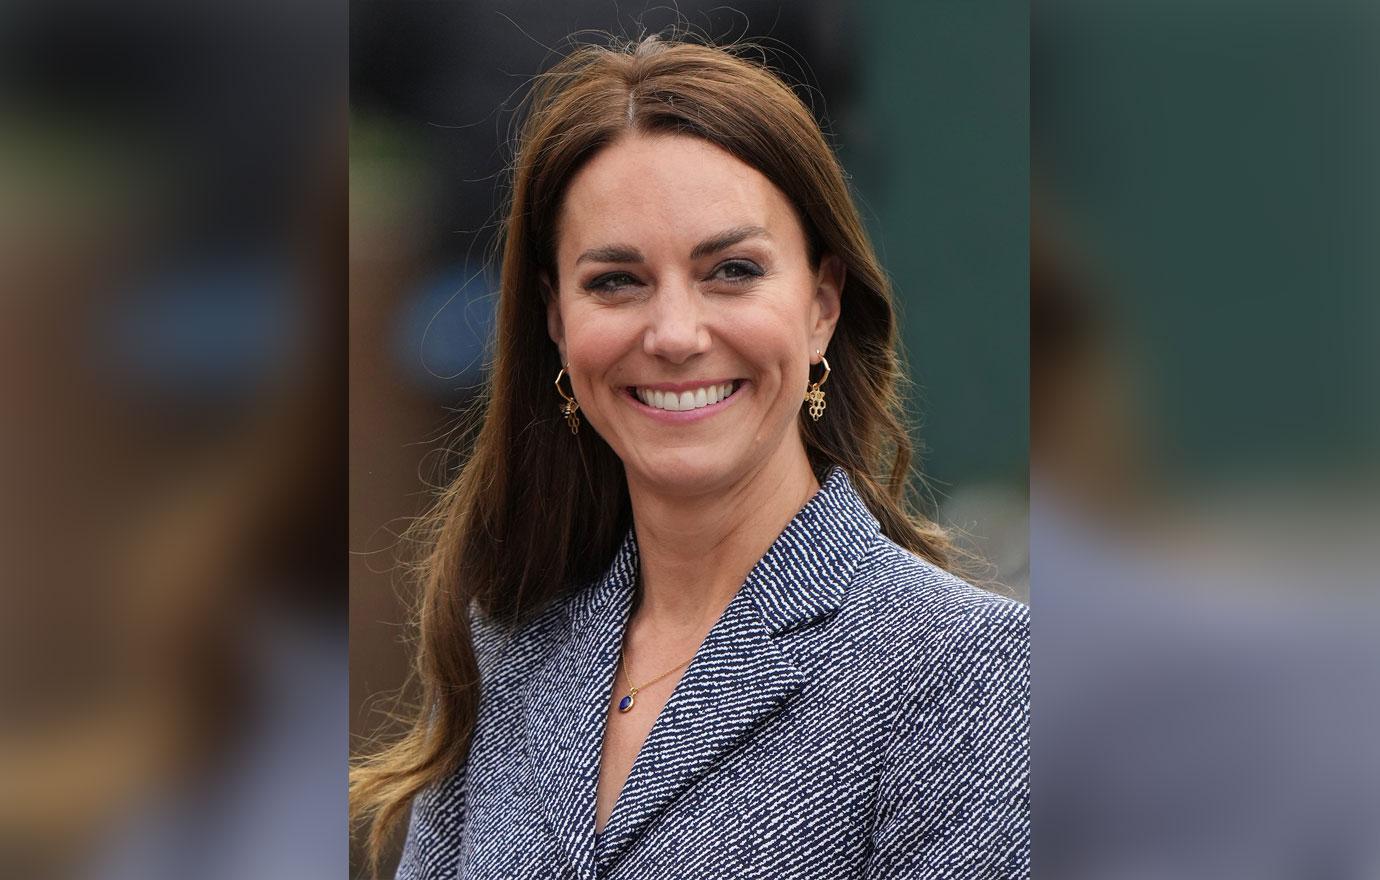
[
  {"left": 350, "top": 33, "right": 1029, "bottom": 880},
  {"left": 549, "top": 132, "right": 844, "bottom": 491}
]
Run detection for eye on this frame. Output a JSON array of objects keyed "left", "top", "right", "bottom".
[
  {"left": 710, "top": 260, "right": 764, "bottom": 283},
  {"left": 584, "top": 271, "right": 642, "bottom": 293}
]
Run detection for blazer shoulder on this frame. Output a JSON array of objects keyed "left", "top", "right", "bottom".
[
  {"left": 850, "top": 533, "right": 1029, "bottom": 670},
  {"left": 860, "top": 532, "right": 1026, "bottom": 612},
  {"left": 467, "top": 587, "right": 578, "bottom": 687}
]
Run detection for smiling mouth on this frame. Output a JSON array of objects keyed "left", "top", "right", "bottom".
[{"left": 627, "top": 380, "right": 744, "bottom": 413}]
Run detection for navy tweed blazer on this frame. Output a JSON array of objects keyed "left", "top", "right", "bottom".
[{"left": 396, "top": 465, "right": 1030, "bottom": 879}]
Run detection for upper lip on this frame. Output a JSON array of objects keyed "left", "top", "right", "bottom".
[{"left": 629, "top": 378, "right": 741, "bottom": 393}]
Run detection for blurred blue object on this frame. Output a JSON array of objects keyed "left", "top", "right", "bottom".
[
  {"left": 104, "top": 253, "right": 303, "bottom": 404},
  {"left": 394, "top": 264, "right": 496, "bottom": 397}
]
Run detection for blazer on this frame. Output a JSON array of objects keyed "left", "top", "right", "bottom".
[{"left": 396, "top": 465, "right": 1030, "bottom": 880}]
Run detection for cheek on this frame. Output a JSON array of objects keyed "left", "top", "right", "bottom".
[
  {"left": 560, "top": 306, "right": 637, "bottom": 383},
  {"left": 721, "top": 298, "right": 811, "bottom": 370}
]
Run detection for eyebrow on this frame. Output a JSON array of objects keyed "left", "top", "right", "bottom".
[{"left": 574, "top": 225, "right": 771, "bottom": 266}]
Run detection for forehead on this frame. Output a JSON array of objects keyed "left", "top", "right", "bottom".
[{"left": 556, "top": 132, "right": 803, "bottom": 260}]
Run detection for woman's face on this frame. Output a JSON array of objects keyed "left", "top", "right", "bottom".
[{"left": 547, "top": 132, "right": 843, "bottom": 497}]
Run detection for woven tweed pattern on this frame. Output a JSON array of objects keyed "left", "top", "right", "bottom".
[{"left": 394, "top": 466, "right": 1030, "bottom": 879}]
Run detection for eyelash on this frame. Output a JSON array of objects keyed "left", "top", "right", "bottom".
[
  {"left": 584, "top": 272, "right": 640, "bottom": 293},
  {"left": 714, "top": 260, "right": 764, "bottom": 282},
  {"left": 583, "top": 260, "right": 765, "bottom": 293}
]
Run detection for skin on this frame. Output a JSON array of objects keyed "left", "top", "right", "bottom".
[{"left": 545, "top": 132, "right": 843, "bottom": 830}]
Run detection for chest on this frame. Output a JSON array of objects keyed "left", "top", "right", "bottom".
[
  {"left": 595, "top": 668, "right": 680, "bottom": 834},
  {"left": 452, "top": 587, "right": 902, "bottom": 879},
  {"left": 458, "top": 682, "right": 887, "bottom": 880}
]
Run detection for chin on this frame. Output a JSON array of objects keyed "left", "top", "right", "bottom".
[{"left": 626, "top": 449, "right": 741, "bottom": 495}]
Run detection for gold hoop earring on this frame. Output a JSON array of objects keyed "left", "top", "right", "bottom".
[
  {"left": 554, "top": 366, "right": 580, "bottom": 434},
  {"left": 804, "top": 351, "right": 830, "bottom": 421}
]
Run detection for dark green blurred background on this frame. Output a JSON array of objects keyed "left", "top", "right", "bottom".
[{"left": 855, "top": 1, "right": 1028, "bottom": 490}]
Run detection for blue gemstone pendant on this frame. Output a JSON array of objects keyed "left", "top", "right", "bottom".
[{"left": 618, "top": 692, "right": 635, "bottom": 713}]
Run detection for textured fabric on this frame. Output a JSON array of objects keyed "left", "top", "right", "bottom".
[{"left": 395, "top": 465, "right": 1029, "bottom": 880}]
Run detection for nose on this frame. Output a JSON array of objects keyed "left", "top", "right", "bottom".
[{"left": 642, "top": 282, "right": 710, "bottom": 364}]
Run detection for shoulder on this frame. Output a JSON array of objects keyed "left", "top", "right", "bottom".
[
  {"left": 466, "top": 586, "right": 581, "bottom": 688},
  {"left": 395, "top": 599, "right": 575, "bottom": 879},
  {"left": 842, "top": 533, "right": 1029, "bottom": 703},
  {"left": 853, "top": 533, "right": 1028, "bottom": 655}
]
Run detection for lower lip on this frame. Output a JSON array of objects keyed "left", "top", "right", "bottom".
[{"left": 622, "top": 382, "right": 746, "bottom": 423}]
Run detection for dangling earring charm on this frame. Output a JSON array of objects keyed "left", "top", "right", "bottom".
[
  {"left": 804, "top": 351, "right": 830, "bottom": 421},
  {"left": 554, "top": 366, "right": 580, "bottom": 434}
]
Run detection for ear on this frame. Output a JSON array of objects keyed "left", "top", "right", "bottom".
[
  {"left": 542, "top": 270, "right": 567, "bottom": 364},
  {"left": 809, "top": 253, "right": 845, "bottom": 356}
]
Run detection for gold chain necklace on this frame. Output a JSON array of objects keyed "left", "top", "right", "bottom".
[{"left": 616, "top": 629, "right": 695, "bottom": 714}]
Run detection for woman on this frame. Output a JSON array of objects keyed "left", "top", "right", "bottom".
[{"left": 351, "top": 35, "right": 1029, "bottom": 880}]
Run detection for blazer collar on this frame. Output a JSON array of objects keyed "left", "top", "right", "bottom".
[{"left": 519, "top": 465, "right": 880, "bottom": 880}]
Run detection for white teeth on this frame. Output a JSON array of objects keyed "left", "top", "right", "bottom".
[{"left": 634, "top": 381, "right": 737, "bottom": 412}]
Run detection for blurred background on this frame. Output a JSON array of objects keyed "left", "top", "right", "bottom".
[
  {"left": 1033, "top": 0, "right": 1380, "bottom": 877},
  {"left": 0, "top": 1, "right": 345, "bottom": 878},
  {"left": 16, "top": 0, "right": 1377, "bottom": 878},
  {"left": 350, "top": 3, "right": 1026, "bottom": 868}
]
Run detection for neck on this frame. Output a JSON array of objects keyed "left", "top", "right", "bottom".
[{"left": 624, "top": 445, "right": 822, "bottom": 638}]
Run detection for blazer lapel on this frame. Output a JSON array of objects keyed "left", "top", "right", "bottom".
[
  {"left": 519, "top": 529, "right": 639, "bottom": 880},
  {"left": 592, "top": 591, "right": 804, "bottom": 874},
  {"left": 594, "top": 465, "right": 880, "bottom": 874}
]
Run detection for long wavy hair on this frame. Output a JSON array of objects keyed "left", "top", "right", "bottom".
[{"left": 350, "top": 33, "right": 955, "bottom": 875}]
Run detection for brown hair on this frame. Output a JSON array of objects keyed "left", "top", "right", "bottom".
[{"left": 350, "top": 34, "right": 954, "bottom": 874}]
